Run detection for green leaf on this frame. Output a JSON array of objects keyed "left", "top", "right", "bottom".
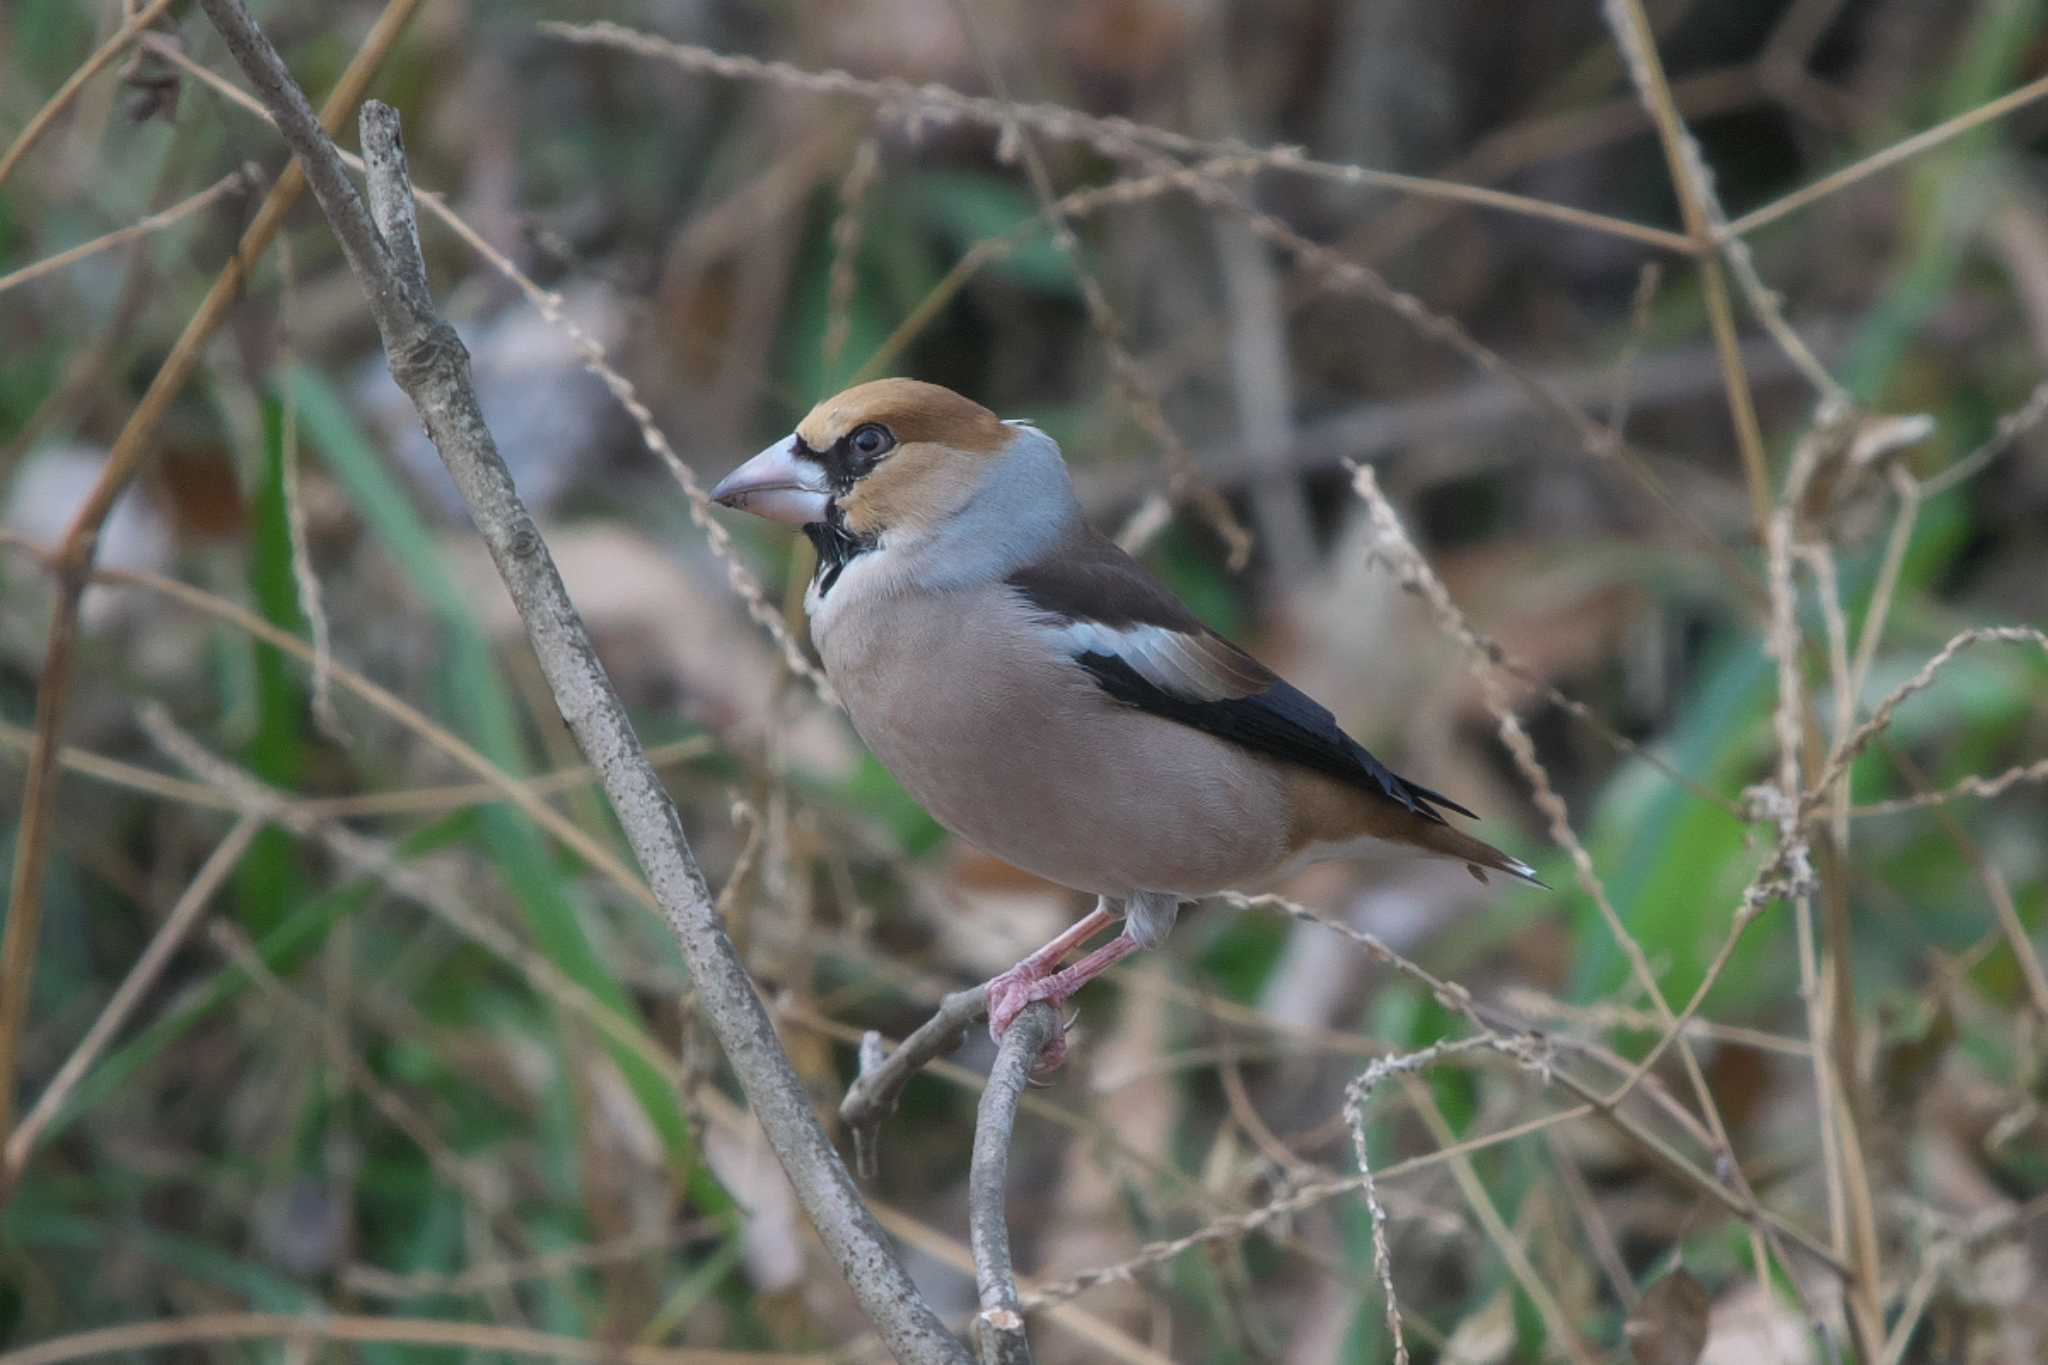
[
  {"left": 234, "top": 396, "right": 311, "bottom": 934},
  {"left": 288, "top": 366, "right": 727, "bottom": 1210}
]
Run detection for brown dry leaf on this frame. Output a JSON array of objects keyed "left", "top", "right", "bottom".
[{"left": 1626, "top": 1269, "right": 1711, "bottom": 1365}]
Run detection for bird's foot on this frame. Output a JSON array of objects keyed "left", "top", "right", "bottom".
[
  {"left": 986, "top": 931, "right": 1143, "bottom": 1072},
  {"left": 986, "top": 965, "right": 1071, "bottom": 1071}
]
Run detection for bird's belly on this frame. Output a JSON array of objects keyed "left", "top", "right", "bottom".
[{"left": 817, "top": 590, "right": 1292, "bottom": 898}]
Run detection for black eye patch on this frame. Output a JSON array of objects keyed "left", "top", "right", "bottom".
[{"left": 792, "top": 425, "right": 895, "bottom": 495}]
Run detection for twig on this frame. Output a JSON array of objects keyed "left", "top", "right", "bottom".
[
  {"left": 841, "top": 985, "right": 990, "bottom": 1180},
  {"left": 1398, "top": 1074, "right": 1598, "bottom": 1365},
  {"left": 342, "top": 1222, "right": 715, "bottom": 1299},
  {"left": 948, "top": 0, "right": 1252, "bottom": 567},
  {"left": 822, "top": 136, "right": 881, "bottom": 374},
  {"left": 273, "top": 229, "right": 344, "bottom": 742},
  {"left": 1805, "top": 626, "right": 2048, "bottom": 815},
  {"left": 970, "top": 1001, "right": 1057, "bottom": 1365},
  {"left": 1343, "top": 1035, "right": 1539, "bottom": 1365},
  {"left": 138, "top": 34, "right": 838, "bottom": 708},
  {"left": 1350, "top": 463, "right": 1833, "bottom": 1318},
  {"left": 186, "top": 6, "right": 967, "bottom": 1353},
  {"left": 0, "top": 1311, "right": 805, "bottom": 1365},
  {"left": 1350, "top": 465, "right": 1735, "bottom": 1140},
  {"left": 538, "top": 21, "right": 1693, "bottom": 255},
  {"left": 1605, "top": 261, "right": 1666, "bottom": 440},
  {"left": 1921, "top": 374, "right": 2048, "bottom": 498},
  {"left": 0, "top": 0, "right": 179, "bottom": 189},
  {"left": 1851, "top": 756, "right": 2048, "bottom": 817},
  {"left": 1602, "top": 0, "right": 1776, "bottom": 542},
  {"left": 1725, "top": 67, "right": 2048, "bottom": 239},
  {"left": 0, "top": 816, "right": 260, "bottom": 1185},
  {"left": 1847, "top": 468, "right": 1921, "bottom": 700},
  {"left": 0, "top": 166, "right": 257, "bottom": 296},
  {"left": 1221, "top": 887, "right": 1844, "bottom": 1270},
  {"left": 1885, "top": 743, "right": 2048, "bottom": 1021},
  {"left": 0, "top": 0, "right": 426, "bottom": 1158}
]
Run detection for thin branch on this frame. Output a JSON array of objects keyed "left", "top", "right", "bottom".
[
  {"left": 0, "top": 532, "right": 655, "bottom": 906},
  {"left": 1921, "top": 374, "right": 2048, "bottom": 498},
  {"left": 0, "top": 1311, "right": 808, "bottom": 1365},
  {"left": 135, "top": 32, "right": 838, "bottom": 707},
  {"left": 822, "top": 136, "right": 881, "bottom": 374},
  {"left": 1602, "top": 0, "right": 1776, "bottom": 542},
  {"left": 1725, "top": 67, "right": 2048, "bottom": 239},
  {"left": 1885, "top": 743, "right": 2048, "bottom": 1022},
  {"left": 0, "top": 166, "right": 258, "bottom": 296},
  {"left": 186, "top": 6, "right": 968, "bottom": 1356},
  {"left": 538, "top": 21, "right": 1695, "bottom": 255},
  {"left": 971, "top": 1001, "right": 1057, "bottom": 1365},
  {"left": 1804, "top": 626, "right": 2048, "bottom": 815},
  {"left": 947, "top": 0, "right": 1252, "bottom": 566},
  {"left": 1851, "top": 756, "right": 2048, "bottom": 817},
  {"left": 841, "top": 985, "right": 990, "bottom": 1180},
  {"left": 0, "top": 0, "right": 179, "bottom": 190},
  {"left": 1399, "top": 1075, "right": 1599, "bottom": 1365},
  {"left": 0, "top": 816, "right": 260, "bottom": 1184},
  {"left": 0, "top": 0, "right": 427, "bottom": 1159},
  {"left": 342, "top": 1222, "right": 717, "bottom": 1299}
]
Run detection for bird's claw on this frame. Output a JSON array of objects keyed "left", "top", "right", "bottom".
[{"left": 986, "top": 967, "right": 1072, "bottom": 1072}]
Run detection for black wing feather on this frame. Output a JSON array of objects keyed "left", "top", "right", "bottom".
[
  {"left": 1072, "top": 650, "right": 1476, "bottom": 823},
  {"left": 1011, "top": 522, "right": 1476, "bottom": 824}
]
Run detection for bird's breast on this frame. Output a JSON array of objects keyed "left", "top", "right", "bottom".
[{"left": 811, "top": 580, "right": 1296, "bottom": 898}]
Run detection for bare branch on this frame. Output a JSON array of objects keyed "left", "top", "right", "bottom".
[
  {"left": 842, "top": 986, "right": 990, "bottom": 1180},
  {"left": 971, "top": 1001, "right": 1058, "bottom": 1365},
  {"left": 0, "top": 816, "right": 260, "bottom": 1185},
  {"left": 539, "top": 21, "right": 1695, "bottom": 255},
  {"left": 190, "top": 4, "right": 969, "bottom": 1358},
  {"left": 0, "top": 166, "right": 258, "bottom": 297}
]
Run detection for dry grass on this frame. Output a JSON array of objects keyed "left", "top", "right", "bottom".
[{"left": 4, "top": 2, "right": 2047, "bottom": 1362}]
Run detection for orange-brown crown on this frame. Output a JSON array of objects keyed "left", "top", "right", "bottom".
[{"left": 797, "top": 380, "right": 1018, "bottom": 536}]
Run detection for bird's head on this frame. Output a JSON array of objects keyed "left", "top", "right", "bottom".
[{"left": 711, "top": 379, "right": 1023, "bottom": 539}]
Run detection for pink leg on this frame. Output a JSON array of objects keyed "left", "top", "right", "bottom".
[
  {"left": 984, "top": 902, "right": 1118, "bottom": 1065},
  {"left": 987, "top": 920, "right": 1143, "bottom": 1071},
  {"left": 1002, "top": 902, "right": 1118, "bottom": 983}
]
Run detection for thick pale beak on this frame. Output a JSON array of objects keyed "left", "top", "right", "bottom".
[{"left": 710, "top": 437, "right": 831, "bottom": 525}]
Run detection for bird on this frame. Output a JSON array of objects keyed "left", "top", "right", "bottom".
[{"left": 711, "top": 378, "right": 1538, "bottom": 1066}]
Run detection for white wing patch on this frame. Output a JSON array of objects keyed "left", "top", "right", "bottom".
[{"left": 1040, "top": 619, "right": 1266, "bottom": 702}]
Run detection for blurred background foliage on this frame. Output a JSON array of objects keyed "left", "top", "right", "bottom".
[{"left": 2, "top": 1, "right": 2046, "bottom": 1361}]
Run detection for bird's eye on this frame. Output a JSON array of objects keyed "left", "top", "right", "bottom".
[{"left": 848, "top": 423, "right": 894, "bottom": 459}]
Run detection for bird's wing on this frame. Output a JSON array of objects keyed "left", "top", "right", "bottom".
[{"left": 1006, "top": 528, "right": 1474, "bottom": 823}]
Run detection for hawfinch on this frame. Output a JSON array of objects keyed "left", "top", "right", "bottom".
[{"left": 712, "top": 379, "right": 1536, "bottom": 1063}]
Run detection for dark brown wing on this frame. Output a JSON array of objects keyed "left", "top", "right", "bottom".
[{"left": 1008, "top": 525, "right": 1476, "bottom": 823}]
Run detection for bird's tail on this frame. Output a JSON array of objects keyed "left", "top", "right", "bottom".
[{"left": 1408, "top": 819, "right": 1547, "bottom": 887}]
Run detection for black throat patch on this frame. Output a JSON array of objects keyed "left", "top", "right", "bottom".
[{"left": 803, "top": 504, "right": 875, "bottom": 598}]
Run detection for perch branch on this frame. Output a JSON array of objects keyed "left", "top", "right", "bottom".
[
  {"left": 970, "top": 1001, "right": 1058, "bottom": 1365},
  {"left": 842, "top": 985, "right": 990, "bottom": 1180},
  {"left": 190, "top": 4, "right": 968, "bottom": 1359}
]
